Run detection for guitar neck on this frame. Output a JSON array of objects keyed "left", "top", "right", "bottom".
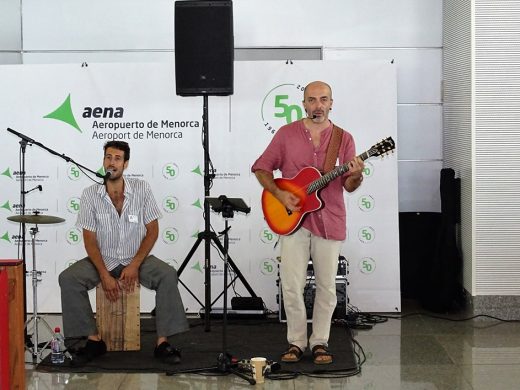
[{"left": 307, "top": 150, "right": 370, "bottom": 194}]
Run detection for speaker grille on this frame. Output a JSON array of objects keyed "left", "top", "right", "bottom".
[{"left": 174, "top": 1, "right": 234, "bottom": 96}]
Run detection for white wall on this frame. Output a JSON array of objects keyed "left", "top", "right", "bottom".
[{"left": 0, "top": 0, "right": 443, "bottom": 213}]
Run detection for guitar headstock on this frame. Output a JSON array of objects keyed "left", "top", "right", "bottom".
[{"left": 368, "top": 137, "right": 395, "bottom": 158}]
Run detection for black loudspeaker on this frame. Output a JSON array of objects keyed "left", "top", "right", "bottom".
[
  {"left": 399, "top": 212, "right": 442, "bottom": 299},
  {"left": 174, "top": 0, "right": 234, "bottom": 96}
]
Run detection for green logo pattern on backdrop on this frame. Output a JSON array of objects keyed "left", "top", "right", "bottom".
[
  {"left": 261, "top": 84, "right": 305, "bottom": 135},
  {"left": 1, "top": 201, "right": 12, "bottom": 212},
  {"left": 1, "top": 168, "right": 13, "bottom": 179},
  {"left": 162, "top": 227, "right": 179, "bottom": 244},
  {"left": 66, "top": 228, "right": 82, "bottom": 245},
  {"left": 44, "top": 94, "right": 82, "bottom": 132},
  {"left": 1, "top": 232, "right": 11, "bottom": 243}
]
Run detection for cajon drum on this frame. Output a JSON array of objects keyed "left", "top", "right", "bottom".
[{"left": 96, "top": 283, "right": 140, "bottom": 351}]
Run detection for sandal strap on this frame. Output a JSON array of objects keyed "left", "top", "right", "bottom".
[
  {"left": 313, "top": 350, "right": 333, "bottom": 358},
  {"left": 283, "top": 344, "right": 303, "bottom": 355},
  {"left": 282, "top": 344, "right": 303, "bottom": 357},
  {"left": 311, "top": 345, "right": 333, "bottom": 356}
]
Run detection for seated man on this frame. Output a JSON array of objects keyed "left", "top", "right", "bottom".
[{"left": 59, "top": 140, "right": 189, "bottom": 364}]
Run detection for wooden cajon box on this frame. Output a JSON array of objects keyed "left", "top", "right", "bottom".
[{"left": 96, "top": 283, "right": 140, "bottom": 351}]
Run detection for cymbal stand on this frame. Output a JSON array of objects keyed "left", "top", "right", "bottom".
[{"left": 25, "top": 225, "right": 54, "bottom": 361}]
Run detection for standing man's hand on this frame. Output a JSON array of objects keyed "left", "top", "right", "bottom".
[
  {"left": 349, "top": 156, "right": 365, "bottom": 177},
  {"left": 344, "top": 157, "right": 365, "bottom": 192},
  {"left": 275, "top": 189, "right": 302, "bottom": 212}
]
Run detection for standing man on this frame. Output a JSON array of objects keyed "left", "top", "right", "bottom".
[
  {"left": 252, "top": 81, "right": 364, "bottom": 365},
  {"left": 59, "top": 141, "right": 189, "bottom": 364}
]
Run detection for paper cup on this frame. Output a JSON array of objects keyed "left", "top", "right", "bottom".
[{"left": 251, "top": 357, "right": 267, "bottom": 384}]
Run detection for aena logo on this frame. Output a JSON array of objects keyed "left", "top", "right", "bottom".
[{"left": 44, "top": 93, "right": 124, "bottom": 133}]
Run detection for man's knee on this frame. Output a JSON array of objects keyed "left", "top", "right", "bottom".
[
  {"left": 58, "top": 267, "right": 73, "bottom": 288},
  {"left": 163, "top": 266, "right": 179, "bottom": 284}
]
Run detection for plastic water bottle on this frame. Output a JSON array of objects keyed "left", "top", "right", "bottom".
[{"left": 51, "top": 326, "right": 65, "bottom": 364}]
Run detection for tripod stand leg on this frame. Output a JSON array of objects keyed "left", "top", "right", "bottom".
[
  {"left": 25, "top": 314, "right": 55, "bottom": 360},
  {"left": 176, "top": 232, "right": 215, "bottom": 330},
  {"left": 177, "top": 236, "right": 204, "bottom": 276},
  {"left": 166, "top": 358, "right": 256, "bottom": 384},
  {"left": 178, "top": 279, "right": 205, "bottom": 308}
]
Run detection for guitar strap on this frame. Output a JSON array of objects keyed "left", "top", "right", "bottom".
[{"left": 323, "top": 124, "right": 343, "bottom": 173}]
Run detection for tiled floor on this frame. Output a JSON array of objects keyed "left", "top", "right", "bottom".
[{"left": 23, "top": 301, "right": 520, "bottom": 389}]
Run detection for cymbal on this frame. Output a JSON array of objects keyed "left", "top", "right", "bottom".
[{"left": 7, "top": 214, "right": 65, "bottom": 224}]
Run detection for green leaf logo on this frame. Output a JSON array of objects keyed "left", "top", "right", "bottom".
[
  {"left": 44, "top": 94, "right": 82, "bottom": 132},
  {"left": 1, "top": 168, "right": 13, "bottom": 179},
  {"left": 191, "top": 166, "right": 202, "bottom": 176},
  {"left": 191, "top": 261, "right": 203, "bottom": 273}
]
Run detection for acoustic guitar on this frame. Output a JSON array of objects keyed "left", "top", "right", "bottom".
[{"left": 261, "top": 137, "right": 395, "bottom": 235}]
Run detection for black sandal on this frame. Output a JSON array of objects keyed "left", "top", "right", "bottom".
[
  {"left": 311, "top": 344, "right": 333, "bottom": 365},
  {"left": 281, "top": 344, "right": 303, "bottom": 363}
]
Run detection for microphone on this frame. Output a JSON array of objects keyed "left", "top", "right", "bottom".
[
  {"left": 265, "top": 360, "right": 281, "bottom": 373},
  {"left": 22, "top": 185, "right": 43, "bottom": 195},
  {"left": 104, "top": 169, "right": 114, "bottom": 180}
]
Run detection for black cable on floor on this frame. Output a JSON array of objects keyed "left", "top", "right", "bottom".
[{"left": 378, "top": 312, "right": 520, "bottom": 322}]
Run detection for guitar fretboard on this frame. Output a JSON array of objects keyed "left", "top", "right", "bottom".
[{"left": 307, "top": 150, "right": 371, "bottom": 194}]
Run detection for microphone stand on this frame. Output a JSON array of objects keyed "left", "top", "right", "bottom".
[
  {"left": 19, "top": 138, "right": 28, "bottom": 343},
  {"left": 168, "top": 196, "right": 255, "bottom": 384},
  {"left": 6, "top": 127, "right": 107, "bottom": 351},
  {"left": 6, "top": 128, "right": 106, "bottom": 180}
]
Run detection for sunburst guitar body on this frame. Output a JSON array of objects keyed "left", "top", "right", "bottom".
[{"left": 261, "top": 137, "right": 396, "bottom": 236}]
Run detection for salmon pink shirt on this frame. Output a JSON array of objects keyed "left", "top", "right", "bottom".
[{"left": 252, "top": 119, "right": 356, "bottom": 241}]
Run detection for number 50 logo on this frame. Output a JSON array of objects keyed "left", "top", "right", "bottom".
[
  {"left": 359, "top": 257, "right": 376, "bottom": 274},
  {"left": 162, "top": 227, "right": 179, "bottom": 244},
  {"left": 358, "top": 195, "right": 375, "bottom": 212},
  {"left": 259, "top": 227, "right": 277, "bottom": 244},
  {"left": 67, "top": 164, "right": 81, "bottom": 181},
  {"left": 260, "top": 258, "right": 277, "bottom": 276},
  {"left": 66, "top": 228, "right": 82, "bottom": 245}
]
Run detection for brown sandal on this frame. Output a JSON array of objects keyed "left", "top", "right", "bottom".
[
  {"left": 281, "top": 344, "right": 303, "bottom": 363},
  {"left": 312, "top": 345, "right": 333, "bottom": 365}
]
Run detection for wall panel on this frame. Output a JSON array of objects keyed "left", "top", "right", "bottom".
[
  {"left": 398, "top": 161, "right": 442, "bottom": 212},
  {"left": 324, "top": 48, "right": 442, "bottom": 104},
  {"left": 0, "top": 0, "right": 21, "bottom": 51},
  {"left": 398, "top": 105, "right": 442, "bottom": 161},
  {"left": 21, "top": 0, "right": 441, "bottom": 50}
]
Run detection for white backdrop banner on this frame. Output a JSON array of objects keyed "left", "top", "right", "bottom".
[{"left": 0, "top": 60, "right": 400, "bottom": 314}]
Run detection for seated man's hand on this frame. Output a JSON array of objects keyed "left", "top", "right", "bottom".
[
  {"left": 101, "top": 274, "right": 121, "bottom": 302},
  {"left": 119, "top": 263, "right": 139, "bottom": 293}
]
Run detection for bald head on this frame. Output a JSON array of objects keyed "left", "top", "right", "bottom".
[
  {"left": 302, "top": 81, "right": 334, "bottom": 123},
  {"left": 303, "top": 81, "right": 333, "bottom": 101}
]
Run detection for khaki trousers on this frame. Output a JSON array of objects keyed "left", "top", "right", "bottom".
[{"left": 280, "top": 227, "right": 342, "bottom": 351}]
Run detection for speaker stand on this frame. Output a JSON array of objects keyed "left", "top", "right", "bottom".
[{"left": 176, "top": 95, "right": 258, "bottom": 332}]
